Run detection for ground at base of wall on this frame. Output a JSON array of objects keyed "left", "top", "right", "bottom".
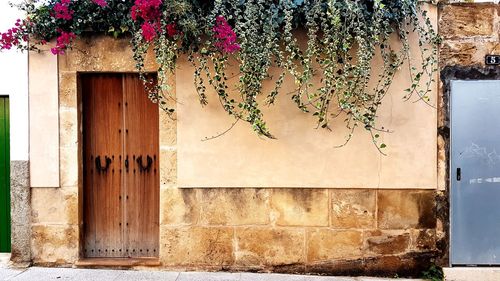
[
  {"left": 0, "top": 267, "right": 425, "bottom": 281},
  {"left": 0, "top": 254, "right": 9, "bottom": 268}
]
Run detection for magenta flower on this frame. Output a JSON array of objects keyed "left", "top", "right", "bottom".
[
  {"left": 53, "top": 0, "right": 74, "bottom": 20},
  {"left": 212, "top": 16, "right": 240, "bottom": 54},
  {"left": 0, "top": 29, "right": 17, "bottom": 50},
  {"left": 92, "top": 0, "right": 108, "bottom": 7},
  {"left": 131, "top": 0, "right": 162, "bottom": 22},
  {"left": 50, "top": 31, "right": 76, "bottom": 55},
  {"left": 141, "top": 22, "right": 157, "bottom": 42},
  {"left": 0, "top": 19, "right": 28, "bottom": 50},
  {"left": 166, "top": 23, "right": 177, "bottom": 37}
]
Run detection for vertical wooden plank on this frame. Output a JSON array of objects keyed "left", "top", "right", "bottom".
[
  {"left": 82, "top": 74, "right": 124, "bottom": 258},
  {"left": 81, "top": 75, "right": 93, "bottom": 257},
  {"left": 0, "top": 97, "right": 11, "bottom": 252},
  {"left": 123, "top": 74, "right": 159, "bottom": 257}
]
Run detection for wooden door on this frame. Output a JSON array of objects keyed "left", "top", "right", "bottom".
[
  {"left": 0, "top": 97, "right": 10, "bottom": 253},
  {"left": 82, "top": 74, "right": 159, "bottom": 258}
]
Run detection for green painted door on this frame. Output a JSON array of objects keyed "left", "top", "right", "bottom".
[{"left": 0, "top": 97, "right": 10, "bottom": 252}]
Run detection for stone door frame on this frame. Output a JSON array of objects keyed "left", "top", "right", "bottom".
[{"left": 439, "top": 66, "right": 500, "bottom": 267}]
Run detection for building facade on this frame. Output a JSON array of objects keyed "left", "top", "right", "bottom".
[{"left": 2, "top": 0, "right": 500, "bottom": 278}]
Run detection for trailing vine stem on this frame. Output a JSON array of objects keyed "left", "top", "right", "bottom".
[{"left": 5, "top": 0, "right": 441, "bottom": 150}]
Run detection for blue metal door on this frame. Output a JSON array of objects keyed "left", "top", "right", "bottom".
[{"left": 451, "top": 80, "right": 500, "bottom": 265}]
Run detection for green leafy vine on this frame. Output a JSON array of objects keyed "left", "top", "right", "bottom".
[{"left": 1, "top": 0, "right": 441, "bottom": 150}]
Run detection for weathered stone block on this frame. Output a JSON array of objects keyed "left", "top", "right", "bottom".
[
  {"left": 10, "top": 227, "right": 31, "bottom": 264},
  {"left": 60, "top": 35, "right": 157, "bottom": 72},
  {"left": 160, "top": 188, "right": 199, "bottom": 226},
  {"left": 60, "top": 147, "right": 79, "bottom": 187},
  {"left": 10, "top": 161, "right": 31, "bottom": 264},
  {"left": 59, "top": 108, "right": 78, "bottom": 148},
  {"left": 307, "top": 229, "right": 363, "bottom": 262},
  {"left": 31, "top": 189, "right": 78, "bottom": 225},
  {"left": 10, "top": 162, "right": 30, "bottom": 228},
  {"left": 330, "top": 190, "right": 376, "bottom": 228},
  {"left": 271, "top": 189, "right": 328, "bottom": 226},
  {"left": 306, "top": 258, "right": 364, "bottom": 276},
  {"left": 410, "top": 229, "right": 436, "bottom": 252},
  {"left": 199, "top": 189, "right": 270, "bottom": 226},
  {"left": 440, "top": 42, "right": 478, "bottom": 67},
  {"left": 31, "top": 225, "right": 79, "bottom": 265},
  {"left": 160, "top": 149, "right": 177, "bottom": 188},
  {"left": 160, "top": 226, "right": 234, "bottom": 266},
  {"left": 364, "top": 230, "right": 410, "bottom": 256},
  {"left": 59, "top": 72, "right": 77, "bottom": 108},
  {"left": 159, "top": 109, "right": 176, "bottom": 147},
  {"left": 363, "top": 253, "right": 433, "bottom": 278},
  {"left": 440, "top": 5, "right": 495, "bottom": 39},
  {"left": 437, "top": 135, "right": 447, "bottom": 191},
  {"left": 440, "top": 41, "right": 500, "bottom": 67},
  {"left": 378, "top": 190, "right": 436, "bottom": 229},
  {"left": 235, "top": 227, "right": 305, "bottom": 266}
]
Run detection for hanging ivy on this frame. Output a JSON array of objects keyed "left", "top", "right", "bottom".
[{"left": 1, "top": 0, "right": 440, "bottom": 149}]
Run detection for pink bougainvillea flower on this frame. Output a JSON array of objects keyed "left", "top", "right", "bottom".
[
  {"left": 130, "top": 0, "right": 163, "bottom": 42},
  {"left": 141, "top": 22, "right": 157, "bottom": 42},
  {"left": 166, "top": 23, "right": 177, "bottom": 37},
  {"left": 0, "top": 19, "right": 28, "bottom": 50},
  {"left": 92, "top": 0, "right": 108, "bottom": 7},
  {"left": 0, "top": 33, "right": 14, "bottom": 50},
  {"left": 130, "top": 0, "right": 162, "bottom": 22},
  {"left": 53, "top": 0, "right": 74, "bottom": 20},
  {"left": 50, "top": 31, "right": 76, "bottom": 55},
  {"left": 212, "top": 16, "right": 240, "bottom": 54},
  {"left": 0, "top": 29, "right": 17, "bottom": 50}
]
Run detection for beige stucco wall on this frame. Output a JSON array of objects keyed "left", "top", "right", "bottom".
[
  {"left": 178, "top": 5, "right": 438, "bottom": 188},
  {"left": 29, "top": 44, "right": 60, "bottom": 188}
]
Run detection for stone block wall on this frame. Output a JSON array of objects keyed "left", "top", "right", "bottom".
[
  {"left": 439, "top": 2, "right": 500, "bottom": 68},
  {"left": 159, "top": 188, "right": 437, "bottom": 275},
  {"left": 10, "top": 161, "right": 30, "bottom": 264},
  {"left": 28, "top": 34, "right": 438, "bottom": 277}
]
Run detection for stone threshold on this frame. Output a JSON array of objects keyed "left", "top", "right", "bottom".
[
  {"left": 75, "top": 257, "right": 160, "bottom": 268},
  {"left": 444, "top": 267, "right": 500, "bottom": 281}
]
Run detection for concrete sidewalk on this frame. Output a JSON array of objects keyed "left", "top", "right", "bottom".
[{"left": 0, "top": 267, "right": 424, "bottom": 281}]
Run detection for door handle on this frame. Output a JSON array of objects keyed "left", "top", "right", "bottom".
[
  {"left": 457, "top": 168, "right": 461, "bottom": 181},
  {"left": 95, "top": 155, "right": 112, "bottom": 173},
  {"left": 136, "top": 155, "right": 153, "bottom": 172}
]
